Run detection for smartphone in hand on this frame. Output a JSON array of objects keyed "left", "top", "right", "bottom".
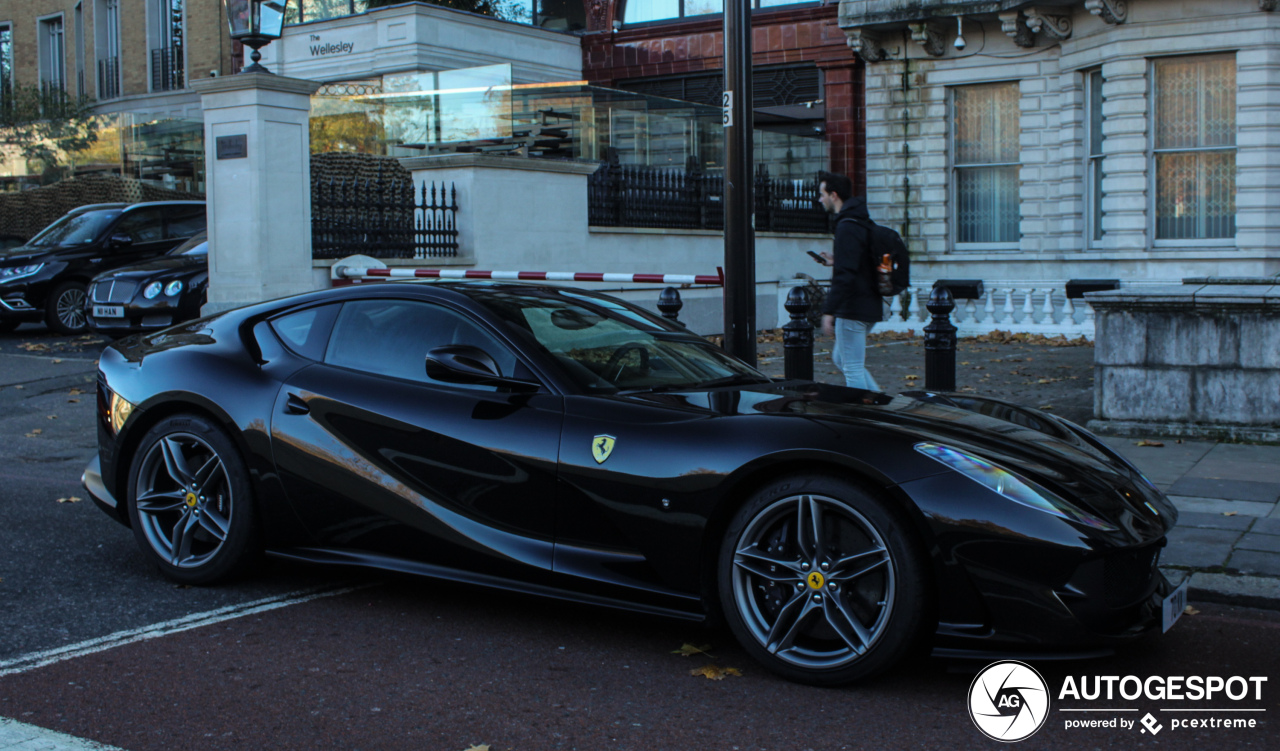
[{"left": 807, "top": 250, "right": 826, "bottom": 264}]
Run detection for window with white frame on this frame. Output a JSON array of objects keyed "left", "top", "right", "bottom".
[
  {"left": 96, "top": 0, "right": 122, "bottom": 98},
  {"left": 39, "top": 16, "right": 67, "bottom": 91},
  {"left": 1153, "top": 54, "right": 1236, "bottom": 241},
  {"left": 952, "top": 82, "right": 1021, "bottom": 246},
  {"left": 1085, "top": 69, "right": 1105, "bottom": 245}
]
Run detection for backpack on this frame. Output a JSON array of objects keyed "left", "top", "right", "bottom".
[{"left": 840, "top": 216, "right": 910, "bottom": 297}]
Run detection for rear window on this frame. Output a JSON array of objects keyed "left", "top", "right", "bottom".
[{"left": 269, "top": 304, "right": 339, "bottom": 361}]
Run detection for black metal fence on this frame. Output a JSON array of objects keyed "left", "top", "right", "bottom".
[
  {"left": 150, "top": 47, "right": 183, "bottom": 92},
  {"left": 97, "top": 57, "right": 120, "bottom": 99},
  {"left": 588, "top": 156, "right": 830, "bottom": 234},
  {"left": 312, "top": 170, "right": 460, "bottom": 260}
]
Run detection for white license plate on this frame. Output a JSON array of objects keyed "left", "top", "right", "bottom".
[
  {"left": 1162, "top": 579, "right": 1189, "bottom": 633},
  {"left": 93, "top": 305, "right": 123, "bottom": 318}
]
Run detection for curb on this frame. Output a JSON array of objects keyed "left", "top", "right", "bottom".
[{"left": 1186, "top": 572, "right": 1280, "bottom": 611}]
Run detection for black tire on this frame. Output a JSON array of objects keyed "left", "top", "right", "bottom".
[
  {"left": 44, "top": 281, "right": 88, "bottom": 335},
  {"left": 0, "top": 319, "right": 19, "bottom": 334},
  {"left": 126, "top": 414, "right": 260, "bottom": 585},
  {"left": 717, "top": 473, "right": 929, "bottom": 685}
]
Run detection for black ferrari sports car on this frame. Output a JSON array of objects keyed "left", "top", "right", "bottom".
[{"left": 83, "top": 281, "right": 1183, "bottom": 685}]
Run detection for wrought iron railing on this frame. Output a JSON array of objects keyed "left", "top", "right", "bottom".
[
  {"left": 588, "top": 157, "right": 830, "bottom": 234},
  {"left": 98, "top": 57, "right": 121, "bottom": 99},
  {"left": 150, "top": 47, "right": 184, "bottom": 92},
  {"left": 312, "top": 170, "right": 460, "bottom": 260}
]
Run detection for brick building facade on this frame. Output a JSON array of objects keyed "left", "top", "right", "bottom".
[{"left": 579, "top": 1, "right": 865, "bottom": 189}]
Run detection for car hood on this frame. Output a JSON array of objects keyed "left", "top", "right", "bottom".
[
  {"left": 623, "top": 381, "right": 1175, "bottom": 538},
  {"left": 93, "top": 255, "right": 205, "bottom": 281},
  {"left": 0, "top": 246, "right": 52, "bottom": 265}
]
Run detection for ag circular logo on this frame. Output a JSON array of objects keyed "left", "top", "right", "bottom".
[{"left": 968, "top": 661, "right": 1050, "bottom": 742}]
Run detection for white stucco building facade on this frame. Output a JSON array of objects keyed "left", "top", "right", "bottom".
[{"left": 841, "top": 0, "right": 1280, "bottom": 289}]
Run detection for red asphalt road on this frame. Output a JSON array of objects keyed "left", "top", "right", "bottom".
[{"left": 1, "top": 583, "right": 1276, "bottom": 751}]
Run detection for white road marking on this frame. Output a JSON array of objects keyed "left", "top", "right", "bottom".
[
  {"left": 0, "top": 584, "right": 366, "bottom": 678},
  {"left": 0, "top": 717, "right": 124, "bottom": 750}
]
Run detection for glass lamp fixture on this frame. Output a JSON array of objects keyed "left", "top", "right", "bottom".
[{"left": 223, "top": 0, "right": 290, "bottom": 73}]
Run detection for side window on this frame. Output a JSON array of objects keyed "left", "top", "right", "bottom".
[
  {"left": 324, "top": 299, "right": 518, "bottom": 387},
  {"left": 269, "top": 304, "right": 339, "bottom": 361},
  {"left": 164, "top": 205, "right": 207, "bottom": 239},
  {"left": 113, "top": 208, "right": 165, "bottom": 244}
]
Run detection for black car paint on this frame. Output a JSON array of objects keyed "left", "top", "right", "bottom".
[
  {"left": 0, "top": 202, "right": 205, "bottom": 328},
  {"left": 88, "top": 281, "right": 1177, "bottom": 652}
]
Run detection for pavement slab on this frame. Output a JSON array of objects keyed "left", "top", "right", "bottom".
[
  {"left": 1236, "top": 532, "right": 1280, "bottom": 554},
  {"left": 1184, "top": 443, "right": 1280, "bottom": 484},
  {"left": 1161, "top": 527, "right": 1242, "bottom": 568},
  {"left": 1166, "top": 476, "right": 1280, "bottom": 503},
  {"left": 1168, "top": 495, "right": 1276, "bottom": 517},
  {"left": 1250, "top": 517, "right": 1280, "bottom": 535},
  {"left": 1097, "top": 436, "right": 1216, "bottom": 488},
  {"left": 1227, "top": 550, "right": 1280, "bottom": 577},
  {"left": 1172, "top": 511, "right": 1257, "bottom": 531}
]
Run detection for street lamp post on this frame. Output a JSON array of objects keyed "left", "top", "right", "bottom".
[{"left": 223, "top": 0, "right": 290, "bottom": 73}]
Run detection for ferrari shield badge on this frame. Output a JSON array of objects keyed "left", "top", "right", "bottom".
[{"left": 592, "top": 435, "right": 616, "bottom": 464}]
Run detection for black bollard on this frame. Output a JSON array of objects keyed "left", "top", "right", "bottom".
[
  {"left": 783, "top": 285, "right": 814, "bottom": 381},
  {"left": 658, "top": 286, "right": 683, "bottom": 324},
  {"left": 924, "top": 285, "right": 957, "bottom": 392}
]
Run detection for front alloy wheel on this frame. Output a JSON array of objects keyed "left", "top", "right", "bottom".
[
  {"left": 719, "top": 475, "right": 928, "bottom": 685},
  {"left": 45, "top": 281, "right": 88, "bottom": 335},
  {"left": 126, "top": 414, "right": 259, "bottom": 584}
]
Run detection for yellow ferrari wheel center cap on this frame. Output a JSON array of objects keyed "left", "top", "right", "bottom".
[
  {"left": 807, "top": 571, "right": 825, "bottom": 590},
  {"left": 185, "top": 492, "right": 198, "bottom": 508}
]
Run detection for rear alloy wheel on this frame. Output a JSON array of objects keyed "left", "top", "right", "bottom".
[
  {"left": 718, "top": 474, "right": 928, "bottom": 685},
  {"left": 126, "top": 414, "right": 260, "bottom": 585},
  {"left": 45, "top": 281, "right": 88, "bottom": 335}
]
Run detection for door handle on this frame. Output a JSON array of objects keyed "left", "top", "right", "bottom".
[{"left": 284, "top": 393, "right": 310, "bottom": 415}]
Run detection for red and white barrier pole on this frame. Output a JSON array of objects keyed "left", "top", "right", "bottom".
[{"left": 331, "top": 256, "right": 724, "bottom": 287}]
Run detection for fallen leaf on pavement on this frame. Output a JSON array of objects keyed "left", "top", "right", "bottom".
[
  {"left": 25, "top": 428, "right": 42, "bottom": 437},
  {"left": 1038, "top": 405, "right": 1054, "bottom": 410},
  {"left": 904, "top": 375, "right": 920, "bottom": 381},
  {"left": 68, "top": 388, "right": 86, "bottom": 395},
  {"left": 690, "top": 665, "right": 742, "bottom": 680},
  {"left": 1223, "top": 511, "right": 1238, "bottom": 517},
  {"left": 47, "top": 415, "right": 57, "bottom": 420},
  {"left": 67, "top": 399, "right": 79, "bottom": 404},
  {"left": 52, "top": 359, "right": 62, "bottom": 364},
  {"left": 56, "top": 496, "right": 81, "bottom": 504},
  {"left": 672, "top": 643, "right": 714, "bottom": 657},
  {"left": 462, "top": 745, "right": 490, "bottom": 751},
  {"left": 1135, "top": 440, "right": 1164, "bottom": 447},
  {"left": 1184, "top": 606, "right": 1200, "bottom": 616}
]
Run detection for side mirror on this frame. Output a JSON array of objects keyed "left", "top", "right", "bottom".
[
  {"left": 110, "top": 234, "right": 133, "bottom": 248},
  {"left": 425, "top": 345, "right": 540, "bottom": 392}
]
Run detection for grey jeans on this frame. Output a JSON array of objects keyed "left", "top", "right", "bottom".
[{"left": 831, "top": 317, "right": 880, "bottom": 391}]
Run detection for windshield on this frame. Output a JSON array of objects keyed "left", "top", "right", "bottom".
[
  {"left": 27, "top": 209, "right": 122, "bottom": 247},
  {"left": 475, "top": 286, "right": 768, "bottom": 394},
  {"left": 167, "top": 232, "right": 208, "bottom": 257}
]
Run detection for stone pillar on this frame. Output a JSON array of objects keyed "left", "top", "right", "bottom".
[{"left": 192, "top": 72, "right": 322, "bottom": 315}]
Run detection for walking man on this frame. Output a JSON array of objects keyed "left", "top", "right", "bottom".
[{"left": 816, "top": 171, "right": 882, "bottom": 391}]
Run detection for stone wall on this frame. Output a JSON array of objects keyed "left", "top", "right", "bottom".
[{"left": 1088, "top": 283, "right": 1280, "bottom": 440}]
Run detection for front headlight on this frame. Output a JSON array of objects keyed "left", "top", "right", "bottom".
[
  {"left": 915, "top": 442, "right": 1117, "bottom": 531},
  {"left": 143, "top": 282, "right": 163, "bottom": 299},
  {"left": 164, "top": 280, "right": 184, "bottom": 297},
  {"left": 0, "top": 263, "right": 43, "bottom": 282},
  {"left": 109, "top": 391, "right": 135, "bottom": 435}
]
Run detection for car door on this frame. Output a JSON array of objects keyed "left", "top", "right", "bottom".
[
  {"left": 104, "top": 207, "right": 170, "bottom": 269},
  {"left": 269, "top": 297, "right": 563, "bottom": 579}
]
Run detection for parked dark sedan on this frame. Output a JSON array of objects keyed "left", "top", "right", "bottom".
[
  {"left": 0, "top": 201, "right": 205, "bottom": 334},
  {"left": 86, "top": 231, "right": 208, "bottom": 338},
  {"left": 83, "top": 281, "right": 1185, "bottom": 685}
]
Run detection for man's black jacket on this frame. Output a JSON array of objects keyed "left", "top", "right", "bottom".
[{"left": 821, "top": 197, "right": 883, "bottom": 323}]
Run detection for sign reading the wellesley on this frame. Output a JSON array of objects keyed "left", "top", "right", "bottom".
[{"left": 308, "top": 34, "right": 355, "bottom": 56}]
